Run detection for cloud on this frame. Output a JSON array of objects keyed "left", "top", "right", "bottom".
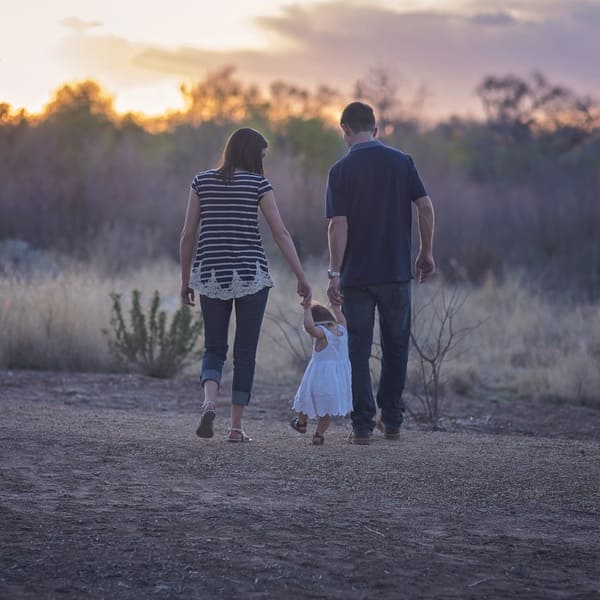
[
  {"left": 468, "top": 0, "right": 600, "bottom": 22},
  {"left": 469, "top": 11, "right": 517, "bottom": 26},
  {"left": 58, "top": 33, "right": 175, "bottom": 87},
  {"left": 61, "top": 17, "right": 103, "bottom": 33},
  {"left": 56, "top": 1, "right": 600, "bottom": 117}
]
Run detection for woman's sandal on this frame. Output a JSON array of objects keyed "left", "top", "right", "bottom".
[
  {"left": 312, "top": 432, "right": 325, "bottom": 446},
  {"left": 227, "top": 428, "right": 252, "bottom": 443},
  {"left": 290, "top": 417, "right": 308, "bottom": 434},
  {"left": 196, "top": 403, "right": 216, "bottom": 438}
]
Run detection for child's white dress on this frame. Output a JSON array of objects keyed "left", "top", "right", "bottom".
[{"left": 293, "top": 324, "right": 352, "bottom": 418}]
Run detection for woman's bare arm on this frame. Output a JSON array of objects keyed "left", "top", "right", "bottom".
[
  {"left": 179, "top": 189, "right": 201, "bottom": 305},
  {"left": 259, "top": 190, "right": 311, "bottom": 302}
]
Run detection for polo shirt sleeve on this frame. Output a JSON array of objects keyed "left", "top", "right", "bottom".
[
  {"left": 408, "top": 156, "right": 427, "bottom": 201},
  {"left": 325, "top": 164, "right": 347, "bottom": 218},
  {"left": 258, "top": 177, "right": 273, "bottom": 200}
]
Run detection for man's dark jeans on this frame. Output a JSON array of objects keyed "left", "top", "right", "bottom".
[
  {"left": 199, "top": 287, "right": 269, "bottom": 406},
  {"left": 343, "top": 282, "right": 411, "bottom": 435}
]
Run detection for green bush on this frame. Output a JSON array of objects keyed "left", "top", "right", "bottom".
[{"left": 103, "top": 289, "right": 203, "bottom": 378}]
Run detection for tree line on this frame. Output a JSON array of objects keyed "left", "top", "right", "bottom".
[{"left": 1, "top": 67, "right": 598, "bottom": 297}]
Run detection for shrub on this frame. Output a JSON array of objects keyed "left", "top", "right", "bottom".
[
  {"left": 103, "top": 289, "right": 203, "bottom": 378},
  {"left": 408, "top": 285, "right": 479, "bottom": 430}
]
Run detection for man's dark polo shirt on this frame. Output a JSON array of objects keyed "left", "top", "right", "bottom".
[{"left": 326, "top": 140, "right": 427, "bottom": 287}]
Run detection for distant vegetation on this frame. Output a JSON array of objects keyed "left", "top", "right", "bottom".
[
  {"left": 1, "top": 67, "right": 599, "bottom": 297},
  {"left": 1, "top": 261, "right": 599, "bottom": 406}
]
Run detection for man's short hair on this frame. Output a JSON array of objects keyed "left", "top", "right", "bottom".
[{"left": 340, "top": 102, "right": 376, "bottom": 133}]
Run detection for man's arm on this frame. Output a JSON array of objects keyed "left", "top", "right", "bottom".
[
  {"left": 414, "top": 195, "right": 435, "bottom": 283},
  {"left": 330, "top": 303, "right": 347, "bottom": 327},
  {"left": 327, "top": 216, "right": 348, "bottom": 304}
]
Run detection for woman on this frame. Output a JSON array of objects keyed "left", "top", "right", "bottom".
[{"left": 180, "top": 128, "right": 311, "bottom": 442}]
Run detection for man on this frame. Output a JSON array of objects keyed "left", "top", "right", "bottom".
[{"left": 326, "top": 101, "right": 435, "bottom": 445}]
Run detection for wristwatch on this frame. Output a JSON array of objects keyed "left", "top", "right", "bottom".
[{"left": 327, "top": 270, "right": 341, "bottom": 279}]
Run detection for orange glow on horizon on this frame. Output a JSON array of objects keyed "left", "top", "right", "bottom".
[{"left": 0, "top": 76, "right": 347, "bottom": 132}]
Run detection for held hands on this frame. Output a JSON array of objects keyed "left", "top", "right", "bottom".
[
  {"left": 327, "top": 276, "right": 343, "bottom": 306},
  {"left": 297, "top": 275, "right": 312, "bottom": 306},
  {"left": 415, "top": 251, "right": 435, "bottom": 283},
  {"left": 181, "top": 283, "right": 195, "bottom": 306}
]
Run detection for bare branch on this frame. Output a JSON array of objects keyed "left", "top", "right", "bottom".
[{"left": 407, "top": 282, "right": 478, "bottom": 429}]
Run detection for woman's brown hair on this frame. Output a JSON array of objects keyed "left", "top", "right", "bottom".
[{"left": 217, "top": 127, "right": 268, "bottom": 183}]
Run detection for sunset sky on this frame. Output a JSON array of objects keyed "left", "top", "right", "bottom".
[{"left": 1, "top": 0, "right": 599, "bottom": 118}]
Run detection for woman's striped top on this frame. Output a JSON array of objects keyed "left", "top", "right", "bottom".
[{"left": 189, "top": 169, "right": 274, "bottom": 300}]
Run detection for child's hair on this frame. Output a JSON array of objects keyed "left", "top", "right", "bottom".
[{"left": 311, "top": 303, "right": 336, "bottom": 324}]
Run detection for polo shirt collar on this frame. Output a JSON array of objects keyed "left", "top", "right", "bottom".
[{"left": 349, "top": 140, "right": 384, "bottom": 153}]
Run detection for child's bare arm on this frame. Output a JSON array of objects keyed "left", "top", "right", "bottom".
[
  {"left": 330, "top": 303, "right": 346, "bottom": 327},
  {"left": 303, "top": 305, "right": 326, "bottom": 339}
]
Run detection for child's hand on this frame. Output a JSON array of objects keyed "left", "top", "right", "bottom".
[{"left": 301, "top": 297, "right": 312, "bottom": 308}]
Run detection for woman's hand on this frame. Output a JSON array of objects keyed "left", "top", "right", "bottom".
[
  {"left": 181, "top": 283, "right": 195, "bottom": 306},
  {"left": 297, "top": 275, "right": 312, "bottom": 305},
  {"left": 300, "top": 295, "right": 312, "bottom": 309}
]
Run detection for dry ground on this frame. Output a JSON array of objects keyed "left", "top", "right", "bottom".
[{"left": 1, "top": 370, "right": 599, "bottom": 599}]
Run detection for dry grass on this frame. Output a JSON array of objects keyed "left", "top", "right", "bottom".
[
  {"left": 259, "top": 265, "right": 600, "bottom": 407},
  {"left": 452, "top": 272, "right": 600, "bottom": 404},
  {"left": 1, "top": 257, "right": 599, "bottom": 405},
  {"left": 0, "top": 259, "right": 179, "bottom": 372}
]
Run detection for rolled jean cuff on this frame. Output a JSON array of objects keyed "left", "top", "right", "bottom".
[
  {"left": 232, "top": 390, "right": 251, "bottom": 406},
  {"left": 201, "top": 369, "right": 222, "bottom": 388}
]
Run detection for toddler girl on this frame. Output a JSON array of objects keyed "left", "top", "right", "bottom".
[{"left": 290, "top": 300, "right": 352, "bottom": 445}]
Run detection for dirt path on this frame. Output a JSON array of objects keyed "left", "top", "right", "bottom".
[{"left": 1, "top": 371, "right": 599, "bottom": 599}]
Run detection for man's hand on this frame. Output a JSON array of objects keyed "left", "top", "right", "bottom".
[
  {"left": 415, "top": 251, "right": 435, "bottom": 283},
  {"left": 327, "top": 276, "right": 343, "bottom": 305},
  {"left": 181, "top": 283, "right": 195, "bottom": 306}
]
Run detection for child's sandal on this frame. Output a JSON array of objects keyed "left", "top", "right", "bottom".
[
  {"left": 290, "top": 417, "right": 307, "bottom": 434},
  {"left": 312, "top": 432, "right": 325, "bottom": 446}
]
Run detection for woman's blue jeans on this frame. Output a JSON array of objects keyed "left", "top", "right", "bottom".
[
  {"left": 199, "top": 287, "right": 269, "bottom": 406},
  {"left": 342, "top": 282, "right": 411, "bottom": 435}
]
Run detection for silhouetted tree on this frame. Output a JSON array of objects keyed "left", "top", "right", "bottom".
[
  {"left": 180, "top": 66, "right": 268, "bottom": 125},
  {"left": 354, "top": 68, "right": 427, "bottom": 138},
  {"left": 476, "top": 71, "right": 598, "bottom": 147}
]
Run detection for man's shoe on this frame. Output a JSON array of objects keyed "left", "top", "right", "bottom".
[
  {"left": 348, "top": 431, "right": 371, "bottom": 445},
  {"left": 376, "top": 420, "right": 401, "bottom": 440}
]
